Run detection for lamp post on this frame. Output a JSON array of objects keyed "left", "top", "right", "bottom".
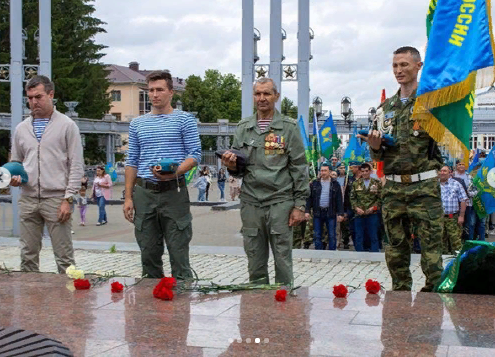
[
  {"left": 313, "top": 96, "right": 323, "bottom": 120},
  {"left": 341, "top": 96, "right": 352, "bottom": 129},
  {"left": 176, "top": 100, "right": 183, "bottom": 111},
  {"left": 368, "top": 107, "right": 376, "bottom": 129}
]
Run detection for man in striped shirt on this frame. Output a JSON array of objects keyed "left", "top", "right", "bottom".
[{"left": 123, "top": 71, "right": 201, "bottom": 279}]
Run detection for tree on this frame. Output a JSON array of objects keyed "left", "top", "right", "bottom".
[
  {"left": 0, "top": 0, "right": 110, "bottom": 163},
  {"left": 181, "top": 70, "right": 241, "bottom": 150},
  {"left": 281, "top": 97, "right": 298, "bottom": 119}
]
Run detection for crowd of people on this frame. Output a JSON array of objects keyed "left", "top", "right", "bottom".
[{"left": 293, "top": 156, "right": 488, "bottom": 256}]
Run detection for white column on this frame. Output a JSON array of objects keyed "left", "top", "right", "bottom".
[
  {"left": 297, "top": 0, "right": 310, "bottom": 134},
  {"left": 270, "top": 0, "right": 282, "bottom": 111},
  {"left": 242, "top": 0, "right": 255, "bottom": 119},
  {"left": 38, "top": 0, "right": 52, "bottom": 78},
  {"left": 10, "top": 0, "right": 23, "bottom": 236}
]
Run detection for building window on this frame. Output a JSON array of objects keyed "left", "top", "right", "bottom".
[
  {"left": 111, "top": 90, "right": 121, "bottom": 102},
  {"left": 139, "top": 90, "right": 151, "bottom": 115},
  {"left": 470, "top": 137, "right": 477, "bottom": 149},
  {"left": 483, "top": 136, "right": 495, "bottom": 150},
  {"left": 112, "top": 113, "right": 121, "bottom": 121}
]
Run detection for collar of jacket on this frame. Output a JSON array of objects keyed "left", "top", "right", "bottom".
[
  {"left": 244, "top": 109, "right": 285, "bottom": 130},
  {"left": 389, "top": 88, "right": 418, "bottom": 109},
  {"left": 28, "top": 108, "right": 63, "bottom": 125}
]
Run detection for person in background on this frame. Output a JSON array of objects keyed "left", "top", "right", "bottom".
[
  {"left": 92, "top": 166, "right": 112, "bottom": 226},
  {"left": 77, "top": 187, "right": 88, "bottom": 226},
  {"left": 306, "top": 164, "right": 344, "bottom": 250},
  {"left": 439, "top": 166, "right": 468, "bottom": 254},
  {"left": 193, "top": 174, "right": 208, "bottom": 201},
  {"left": 453, "top": 160, "right": 475, "bottom": 241},
  {"left": 218, "top": 168, "right": 227, "bottom": 202},
  {"left": 202, "top": 166, "right": 212, "bottom": 201},
  {"left": 229, "top": 176, "right": 240, "bottom": 201},
  {"left": 81, "top": 174, "right": 89, "bottom": 189},
  {"left": 350, "top": 163, "right": 382, "bottom": 252},
  {"left": 336, "top": 165, "right": 346, "bottom": 188}
]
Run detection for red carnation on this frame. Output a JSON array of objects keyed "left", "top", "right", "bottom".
[
  {"left": 153, "top": 285, "right": 174, "bottom": 300},
  {"left": 274, "top": 289, "right": 287, "bottom": 302},
  {"left": 365, "top": 279, "right": 381, "bottom": 294},
  {"left": 332, "top": 284, "right": 348, "bottom": 298},
  {"left": 158, "top": 277, "right": 177, "bottom": 290},
  {"left": 111, "top": 281, "right": 124, "bottom": 293},
  {"left": 74, "top": 279, "right": 91, "bottom": 290}
]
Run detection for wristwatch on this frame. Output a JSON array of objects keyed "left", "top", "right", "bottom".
[
  {"left": 295, "top": 205, "right": 306, "bottom": 212},
  {"left": 64, "top": 196, "right": 74, "bottom": 204}
]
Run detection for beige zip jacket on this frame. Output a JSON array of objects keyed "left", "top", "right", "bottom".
[{"left": 10, "top": 109, "right": 84, "bottom": 199}]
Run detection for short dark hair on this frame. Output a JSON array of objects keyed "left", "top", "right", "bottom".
[
  {"left": 146, "top": 70, "right": 174, "bottom": 91},
  {"left": 25, "top": 75, "right": 55, "bottom": 93},
  {"left": 393, "top": 46, "right": 421, "bottom": 62},
  {"left": 360, "top": 163, "right": 372, "bottom": 171},
  {"left": 320, "top": 163, "right": 331, "bottom": 170}
]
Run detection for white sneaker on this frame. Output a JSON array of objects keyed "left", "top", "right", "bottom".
[{"left": 71, "top": 230, "right": 75, "bottom": 234}]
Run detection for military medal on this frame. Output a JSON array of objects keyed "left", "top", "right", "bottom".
[{"left": 413, "top": 121, "right": 420, "bottom": 137}]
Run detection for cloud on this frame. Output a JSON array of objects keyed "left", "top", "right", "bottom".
[{"left": 93, "top": 0, "right": 436, "bottom": 115}]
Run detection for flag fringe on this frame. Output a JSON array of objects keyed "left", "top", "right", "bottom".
[
  {"left": 486, "top": 0, "right": 495, "bottom": 86},
  {"left": 413, "top": 72, "right": 477, "bottom": 114}
]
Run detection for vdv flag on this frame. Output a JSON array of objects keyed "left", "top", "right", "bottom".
[
  {"left": 185, "top": 166, "right": 198, "bottom": 186},
  {"left": 319, "top": 111, "right": 341, "bottom": 160},
  {"left": 343, "top": 126, "right": 364, "bottom": 164},
  {"left": 297, "top": 115, "right": 312, "bottom": 164},
  {"left": 311, "top": 112, "right": 322, "bottom": 170},
  {"left": 474, "top": 147, "right": 495, "bottom": 216},
  {"left": 105, "top": 162, "right": 118, "bottom": 182},
  {"left": 413, "top": 0, "right": 495, "bottom": 165},
  {"left": 469, "top": 149, "right": 481, "bottom": 173}
]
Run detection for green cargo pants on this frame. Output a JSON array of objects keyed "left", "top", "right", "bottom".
[
  {"left": 382, "top": 179, "right": 444, "bottom": 291},
  {"left": 442, "top": 214, "right": 462, "bottom": 254},
  {"left": 292, "top": 217, "right": 313, "bottom": 249},
  {"left": 240, "top": 200, "right": 294, "bottom": 285},
  {"left": 133, "top": 185, "right": 193, "bottom": 280}
]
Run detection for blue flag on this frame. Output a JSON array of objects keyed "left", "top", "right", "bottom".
[
  {"left": 343, "top": 126, "right": 364, "bottom": 164},
  {"left": 319, "top": 111, "right": 341, "bottom": 160},
  {"left": 476, "top": 148, "right": 495, "bottom": 215},
  {"left": 105, "top": 162, "right": 118, "bottom": 182},
  {"left": 297, "top": 115, "right": 312, "bottom": 164},
  {"left": 468, "top": 149, "right": 480, "bottom": 173}
]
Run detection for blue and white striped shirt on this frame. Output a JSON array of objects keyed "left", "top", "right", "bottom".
[
  {"left": 126, "top": 110, "right": 202, "bottom": 180},
  {"left": 33, "top": 118, "right": 50, "bottom": 141}
]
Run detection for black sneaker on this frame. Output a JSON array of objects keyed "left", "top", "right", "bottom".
[
  {"left": 303, "top": 243, "right": 311, "bottom": 249},
  {"left": 343, "top": 244, "right": 350, "bottom": 250}
]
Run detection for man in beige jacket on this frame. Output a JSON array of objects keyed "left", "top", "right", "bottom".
[{"left": 10, "top": 75, "right": 84, "bottom": 273}]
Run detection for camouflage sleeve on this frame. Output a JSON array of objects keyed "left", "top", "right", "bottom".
[
  {"left": 288, "top": 123, "right": 310, "bottom": 208},
  {"left": 372, "top": 180, "right": 382, "bottom": 209},
  {"left": 350, "top": 181, "right": 358, "bottom": 211}
]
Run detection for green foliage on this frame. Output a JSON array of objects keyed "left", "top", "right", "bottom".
[
  {"left": 182, "top": 70, "right": 241, "bottom": 119},
  {"left": 0, "top": 0, "right": 110, "bottom": 163},
  {"left": 281, "top": 97, "right": 298, "bottom": 119},
  {"left": 83, "top": 134, "right": 105, "bottom": 165},
  {"left": 109, "top": 244, "right": 116, "bottom": 253}
]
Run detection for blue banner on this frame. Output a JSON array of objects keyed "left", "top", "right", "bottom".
[{"left": 476, "top": 147, "right": 495, "bottom": 214}]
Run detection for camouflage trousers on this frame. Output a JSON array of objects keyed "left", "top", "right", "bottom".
[
  {"left": 292, "top": 218, "right": 313, "bottom": 249},
  {"left": 382, "top": 178, "right": 444, "bottom": 291},
  {"left": 442, "top": 214, "right": 463, "bottom": 254}
]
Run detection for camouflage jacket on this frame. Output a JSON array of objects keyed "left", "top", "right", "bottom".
[
  {"left": 231, "top": 109, "right": 309, "bottom": 207},
  {"left": 350, "top": 178, "right": 382, "bottom": 212},
  {"left": 370, "top": 89, "right": 443, "bottom": 175}
]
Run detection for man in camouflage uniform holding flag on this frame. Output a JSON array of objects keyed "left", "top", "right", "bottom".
[{"left": 359, "top": 46, "right": 444, "bottom": 292}]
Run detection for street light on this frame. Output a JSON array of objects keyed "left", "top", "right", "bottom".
[
  {"left": 176, "top": 100, "right": 183, "bottom": 111},
  {"left": 313, "top": 96, "right": 323, "bottom": 119},
  {"left": 341, "top": 97, "right": 352, "bottom": 128},
  {"left": 368, "top": 107, "right": 376, "bottom": 128}
]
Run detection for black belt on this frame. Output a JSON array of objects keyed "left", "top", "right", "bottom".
[{"left": 136, "top": 177, "right": 185, "bottom": 192}]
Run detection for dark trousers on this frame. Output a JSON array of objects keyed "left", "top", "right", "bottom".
[
  {"left": 354, "top": 213, "right": 380, "bottom": 252},
  {"left": 313, "top": 209, "right": 337, "bottom": 250},
  {"left": 133, "top": 185, "right": 193, "bottom": 279}
]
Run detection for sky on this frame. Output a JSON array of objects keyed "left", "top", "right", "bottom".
[{"left": 92, "top": 0, "right": 445, "bottom": 117}]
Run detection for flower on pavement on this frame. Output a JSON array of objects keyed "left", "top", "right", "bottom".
[
  {"left": 66, "top": 265, "right": 85, "bottom": 280},
  {"left": 365, "top": 279, "right": 381, "bottom": 294},
  {"left": 74, "top": 279, "right": 91, "bottom": 290},
  {"left": 332, "top": 284, "right": 348, "bottom": 298},
  {"left": 275, "top": 289, "right": 287, "bottom": 302},
  {"left": 111, "top": 281, "right": 124, "bottom": 293}
]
